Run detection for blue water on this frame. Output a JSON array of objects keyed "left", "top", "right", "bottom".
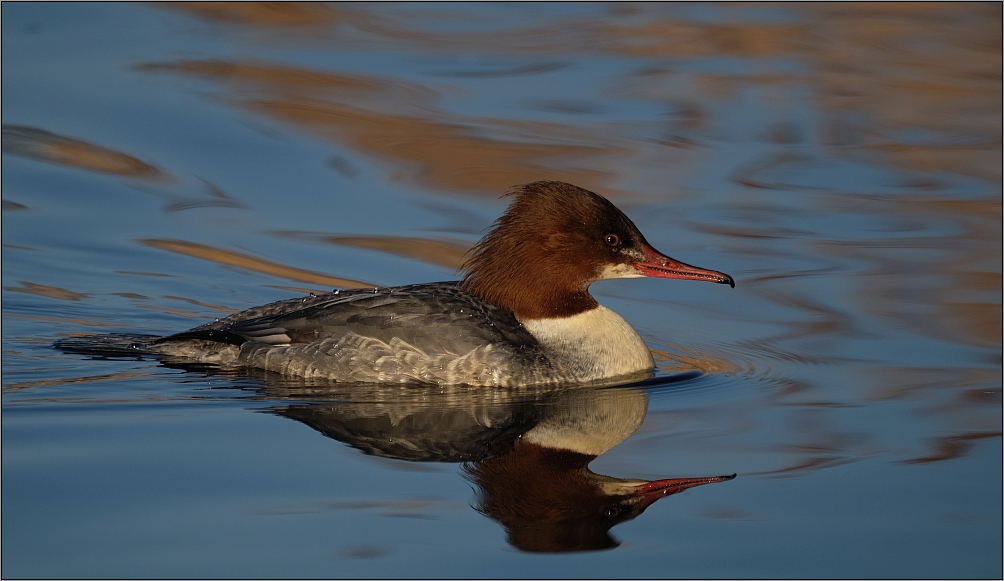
[{"left": 3, "top": 3, "right": 1001, "bottom": 578}]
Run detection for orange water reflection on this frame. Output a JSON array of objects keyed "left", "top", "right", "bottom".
[
  {"left": 138, "top": 238, "right": 374, "bottom": 289},
  {"left": 2, "top": 125, "right": 170, "bottom": 181}
]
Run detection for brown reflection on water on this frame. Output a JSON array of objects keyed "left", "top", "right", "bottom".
[
  {"left": 273, "top": 231, "right": 472, "bottom": 271},
  {"left": 649, "top": 340, "right": 746, "bottom": 376},
  {"left": 904, "top": 431, "right": 1002, "bottom": 464},
  {"left": 607, "top": 14, "right": 803, "bottom": 58},
  {"left": 2, "top": 372, "right": 153, "bottom": 393},
  {"left": 808, "top": 4, "right": 1001, "bottom": 183},
  {"left": 162, "top": 295, "right": 237, "bottom": 314},
  {"left": 611, "top": 4, "right": 1001, "bottom": 183},
  {"left": 138, "top": 238, "right": 374, "bottom": 289},
  {"left": 3, "top": 281, "right": 87, "bottom": 302},
  {"left": 139, "top": 304, "right": 213, "bottom": 320},
  {"left": 145, "top": 3, "right": 1001, "bottom": 206},
  {"left": 1, "top": 125, "right": 170, "bottom": 181},
  {"left": 322, "top": 236, "right": 470, "bottom": 270},
  {"left": 163, "top": 2, "right": 342, "bottom": 27},
  {"left": 137, "top": 59, "right": 613, "bottom": 196},
  {"left": 156, "top": 3, "right": 1001, "bottom": 178},
  {"left": 247, "top": 97, "right": 611, "bottom": 195}
]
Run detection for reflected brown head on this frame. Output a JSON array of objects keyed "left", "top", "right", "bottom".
[{"left": 463, "top": 439, "right": 735, "bottom": 553}]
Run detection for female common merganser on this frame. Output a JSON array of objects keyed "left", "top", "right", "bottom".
[{"left": 57, "top": 181, "right": 733, "bottom": 386}]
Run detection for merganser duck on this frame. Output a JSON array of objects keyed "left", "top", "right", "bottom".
[{"left": 56, "top": 181, "right": 734, "bottom": 386}]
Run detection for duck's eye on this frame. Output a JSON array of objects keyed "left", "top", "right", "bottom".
[
  {"left": 604, "top": 234, "right": 620, "bottom": 247},
  {"left": 605, "top": 507, "right": 621, "bottom": 518}
]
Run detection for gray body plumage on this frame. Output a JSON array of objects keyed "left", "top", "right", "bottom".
[{"left": 61, "top": 283, "right": 571, "bottom": 387}]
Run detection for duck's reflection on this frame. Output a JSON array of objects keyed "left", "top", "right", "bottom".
[
  {"left": 261, "top": 379, "right": 734, "bottom": 553},
  {"left": 464, "top": 438, "right": 734, "bottom": 552}
]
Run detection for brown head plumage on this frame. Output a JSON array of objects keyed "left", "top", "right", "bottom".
[{"left": 459, "top": 181, "right": 652, "bottom": 320}]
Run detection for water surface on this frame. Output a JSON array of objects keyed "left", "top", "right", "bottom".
[{"left": 3, "top": 3, "right": 1001, "bottom": 578}]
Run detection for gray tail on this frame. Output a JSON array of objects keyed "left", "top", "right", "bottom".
[{"left": 54, "top": 334, "right": 161, "bottom": 357}]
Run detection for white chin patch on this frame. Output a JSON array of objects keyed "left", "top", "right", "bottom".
[{"left": 597, "top": 263, "right": 645, "bottom": 280}]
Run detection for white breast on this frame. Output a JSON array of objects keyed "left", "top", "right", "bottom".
[{"left": 522, "top": 305, "right": 654, "bottom": 381}]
